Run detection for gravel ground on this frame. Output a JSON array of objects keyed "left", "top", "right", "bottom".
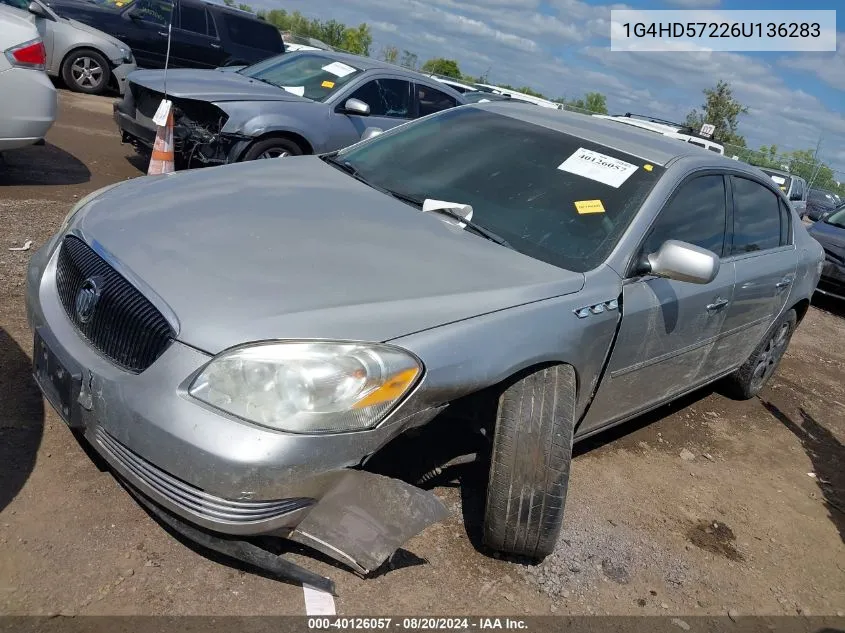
[{"left": 1, "top": 90, "right": 844, "bottom": 618}]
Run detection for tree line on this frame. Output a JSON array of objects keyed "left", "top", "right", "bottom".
[{"left": 226, "top": 5, "right": 843, "bottom": 191}]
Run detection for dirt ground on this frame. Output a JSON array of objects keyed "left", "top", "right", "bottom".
[{"left": 1, "top": 91, "right": 844, "bottom": 618}]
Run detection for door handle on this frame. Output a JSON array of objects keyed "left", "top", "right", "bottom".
[
  {"left": 706, "top": 298, "right": 729, "bottom": 311},
  {"left": 775, "top": 277, "right": 793, "bottom": 291},
  {"left": 158, "top": 30, "right": 168, "bottom": 37},
  {"left": 210, "top": 43, "right": 221, "bottom": 49}
]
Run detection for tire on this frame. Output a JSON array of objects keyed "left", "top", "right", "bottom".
[
  {"left": 723, "top": 309, "right": 797, "bottom": 400},
  {"left": 482, "top": 364, "right": 576, "bottom": 560},
  {"left": 241, "top": 137, "right": 304, "bottom": 161},
  {"left": 61, "top": 49, "right": 111, "bottom": 95}
]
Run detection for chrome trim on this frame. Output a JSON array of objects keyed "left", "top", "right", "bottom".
[{"left": 93, "top": 427, "right": 315, "bottom": 534}]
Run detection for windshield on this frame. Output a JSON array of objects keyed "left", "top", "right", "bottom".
[
  {"left": 761, "top": 169, "right": 792, "bottom": 193},
  {"left": 826, "top": 207, "right": 845, "bottom": 228},
  {"left": 239, "top": 53, "right": 361, "bottom": 102},
  {"left": 335, "top": 107, "right": 666, "bottom": 272}
]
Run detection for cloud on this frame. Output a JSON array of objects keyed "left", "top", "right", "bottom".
[
  {"left": 662, "top": 0, "right": 720, "bottom": 6},
  {"left": 257, "top": 0, "right": 845, "bottom": 173}
]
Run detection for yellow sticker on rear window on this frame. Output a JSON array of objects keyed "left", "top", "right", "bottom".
[
  {"left": 574, "top": 200, "right": 606, "bottom": 215},
  {"left": 321, "top": 80, "right": 335, "bottom": 89},
  {"left": 644, "top": 164, "right": 653, "bottom": 172}
]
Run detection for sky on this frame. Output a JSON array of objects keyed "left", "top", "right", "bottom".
[{"left": 251, "top": 0, "right": 845, "bottom": 175}]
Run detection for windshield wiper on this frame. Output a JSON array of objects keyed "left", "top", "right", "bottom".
[{"left": 382, "top": 189, "right": 514, "bottom": 250}]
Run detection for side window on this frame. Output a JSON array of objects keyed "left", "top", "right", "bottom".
[
  {"left": 179, "top": 4, "right": 207, "bottom": 34},
  {"left": 206, "top": 9, "right": 217, "bottom": 38},
  {"left": 417, "top": 84, "right": 457, "bottom": 117},
  {"left": 131, "top": 0, "right": 173, "bottom": 25},
  {"left": 793, "top": 179, "right": 804, "bottom": 199},
  {"left": 224, "top": 14, "right": 282, "bottom": 51},
  {"left": 778, "top": 199, "right": 792, "bottom": 246},
  {"left": 730, "top": 177, "right": 783, "bottom": 254},
  {"left": 642, "top": 175, "right": 727, "bottom": 257},
  {"left": 348, "top": 79, "right": 411, "bottom": 118}
]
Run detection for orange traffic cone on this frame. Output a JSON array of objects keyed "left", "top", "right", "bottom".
[{"left": 148, "top": 110, "right": 175, "bottom": 175}]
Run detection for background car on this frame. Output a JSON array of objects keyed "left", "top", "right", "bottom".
[
  {"left": 40, "top": 0, "right": 284, "bottom": 69},
  {"left": 0, "top": 3, "right": 56, "bottom": 151},
  {"left": 806, "top": 188, "right": 841, "bottom": 222},
  {"left": 758, "top": 167, "right": 807, "bottom": 216},
  {"left": 114, "top": 50, "right": 466, "bottom": 167},
  {"left": 808, "top": 204, "right": 845, "bottom": 301},
  {"left": 1, "top": 0, "right": 135, "bottom": 94}
]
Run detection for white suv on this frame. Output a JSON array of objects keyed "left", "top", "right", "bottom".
[{"left": 594, "top": 114, "right": 725, "bottom": 155}]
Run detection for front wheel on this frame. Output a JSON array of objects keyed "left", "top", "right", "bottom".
[
  {"left": 724, "top": 309, "right": 797, "bottom": 400},
  {"left": 241, "top": 137, "right": 303, "bottom": 161},
  {"left": 482, "top": 364, "right": 576, "bottom": 560},
  {"left": 61, "top": 49, "right": 111, "bottom": 95}
]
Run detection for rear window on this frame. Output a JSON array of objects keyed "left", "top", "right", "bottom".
[
  {"left": 336, "top": 107, "right": 667, "bottom": 273},
  {"left": 223, "top": 13, "right": 282, "bottom": 51}
]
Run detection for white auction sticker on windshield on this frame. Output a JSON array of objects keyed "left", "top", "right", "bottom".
[
  {"left": 282, "top": 85, "right": 305, "bottom": 96},
  {"left": 322, "top": 61, "right": 356, "bottom": 77},
  {"left": 770, "top": 175, "right": 786, "bottom": 185},
  {"left": 557, "top": 148, "right": 639, "bottom": 188}
]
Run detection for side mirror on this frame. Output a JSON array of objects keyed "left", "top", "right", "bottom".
[
  {"left": 643, "top": 240, "right": 720, "bottom": 285},
  {"left": 360, "top": 127, "right": 383, "bottom": 141},
  {"left": 343, "top": 98, "right": 370, "bottom": 116},
  {"left": 28, "top": 1, "right": 50, "bottom": 18}
]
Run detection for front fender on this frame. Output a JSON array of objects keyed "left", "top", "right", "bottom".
[
  {"left": 389, "top": 265, "right": 624, "bottom": 422},
  {"left": 217, "top": 102, "right": 327, "bottom": 152}
]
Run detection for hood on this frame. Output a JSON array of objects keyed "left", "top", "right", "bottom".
[
  {"left": 66, "top": 17, "right": 126, "bottom": 47},
  {"left": 809, "top": 219, "right": 845, "bottom": 254},
  {"left": 72, "top": 157, "right": 584, "bottom": 354},
  {"left": 129, "top": 68, "right": 310, "bottom": 103}
]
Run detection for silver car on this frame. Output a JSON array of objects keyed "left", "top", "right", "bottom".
[
  {"left": 26, "top": 104, "right": 824, "bottom": 590},
  {"left": 2, "top": 0, "right": 135, "bottom": 94},
  {"left": 114, "top": 50, "right": 465, "bottom": 167},
  {"left": 0, "top": 3, "right": 56, "bottom": 150}
]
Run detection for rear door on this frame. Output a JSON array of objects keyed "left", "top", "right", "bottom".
[
  {"left": 715, "top": 175, "right": 797, "bottom": 370},
  {"left": 580, "top": 173, "right": 736, "bottom": 433},
  {"left": 169, "top": 2, "right": 225, "bottom": 68}
]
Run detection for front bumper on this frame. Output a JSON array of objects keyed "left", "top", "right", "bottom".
[
  {"left": 817, "top": 260, "right": 845, "bottom": 300},
  {"left": 111, "top": 61, "right": 137, "bottom": 96},
  {"left": 26, "top": 235, "right": 447, "bottom": 573}
]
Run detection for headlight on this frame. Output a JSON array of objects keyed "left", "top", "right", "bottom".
[
  {"left": 188, "top": 342, "right": 422, "bottom": 434},
  {"left": 120, "top": 48, "right": 133, "bottom": 63},
  {"left": 61, "top": 182, "right": 123, "bottom": 232}
]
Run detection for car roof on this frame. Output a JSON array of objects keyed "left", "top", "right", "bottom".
[{"left": 475, "top": 102, "right": 756, "bottom": 170}]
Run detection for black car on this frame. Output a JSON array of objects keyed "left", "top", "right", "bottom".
[
  {"left": 808, "top": 204, "right": 845, "bottom": 301},
  {"left": 805, "top": 188, "right": 841, "bottom": 222},
  {"left": 42, "top": 0, "right": 284, "bottom": 69}
]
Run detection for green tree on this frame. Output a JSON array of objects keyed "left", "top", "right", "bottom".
[
  {"left": 400, "top": 50, "right": 418, "bottom": 71},
  {"left": 379, "top": 45, "right": 399, "bottom": 64},
  {"left": 340, "top": 23, "right": 372, "bottom": 55},
  {"left": 685, "top": 80, "right": 748, "bottom": 146},
  {"left": 567, "top": 91, "right": 608, "bottom": 114},
  {"left": 421, "top": 57, "right": 462, "bottom": 79},
  {"left": 237, "top": 3, "right": 252, "bottom": 12},
  {"left": 222, "top": 0, "right": 234, "bottom": 6}
]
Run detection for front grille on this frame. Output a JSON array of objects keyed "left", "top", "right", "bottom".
[
  {"left": 55, "top": 236, "right": 174, "bottom": 373},
  {"left": 94, "top": 427, "right": 315, "bottom": 524}
]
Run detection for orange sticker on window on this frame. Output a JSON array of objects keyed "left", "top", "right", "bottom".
[
  {"left": 321, "top": 80, "right": 335, "bottom": 89},
  {"left": 574, "top": 200, "right": 606, "bottom": 215}
]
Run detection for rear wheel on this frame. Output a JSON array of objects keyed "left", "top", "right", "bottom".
[
  {"left": 724, "top": 309, "right": 797, "bottom": 400},
  {"left": 62, "top": 49, "right": 111, "bottom": 95},
  {"left": 242, "top": 137, "right": 303, "bottom": 161},
  {"left": 482, "top": 364, "right": 576, "bottom": 560}
]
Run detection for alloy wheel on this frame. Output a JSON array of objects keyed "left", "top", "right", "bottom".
[
  {"left": 257, "top": 148, "right": 291, "bottom": 159},
  {"left": 71, "top": 56, "right": 104, "bottom": 90},
  {"left": 750, "top": 322, "right": 791, "bottom": 392}
]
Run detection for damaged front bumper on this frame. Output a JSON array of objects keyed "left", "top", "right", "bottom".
[
  {"left": 113, "top": 87, "right": 247, "bottom": 167},
  {"left": 25, "top": 236, "right": 448, "bottom": 581}
]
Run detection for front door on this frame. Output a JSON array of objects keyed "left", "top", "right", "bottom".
[
  {"left": 169, "top": 3, "right": 226, "bottom": 68},
  {"left": 120, "top": 0, "right": 174, "bottom": 68},
  {"left": 335, "top": 78, "right": 413, "bottom": 148},
  {"left": 580, "top": 174, "right": 735, "bottom": 434},
  {"left": 715, "top": 176, "right": 797, "bottom": 370}
]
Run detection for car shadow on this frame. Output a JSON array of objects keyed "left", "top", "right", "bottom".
[
  {"left": 759, "top": 400, "right": 845, "bottom": 544},
  {"left": 0, "top": 328, "right": 45, "bottom": 513},
  {"left": 0, "top": 142, "right": 90, "bottom": 186},
  {"left": 811, "top": 292, "right": 845, "bottom": 319},
  {"left": 124, "top": 153, "right": 149, "bottom": 174}
]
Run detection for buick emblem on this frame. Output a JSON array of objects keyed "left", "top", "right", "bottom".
[{"left": 75, "top": 277, "right": 102, "bottom": 324}]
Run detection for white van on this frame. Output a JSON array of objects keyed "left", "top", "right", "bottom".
[{"left": 594, "top": 114, "right": 725, "bottom": 155}]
